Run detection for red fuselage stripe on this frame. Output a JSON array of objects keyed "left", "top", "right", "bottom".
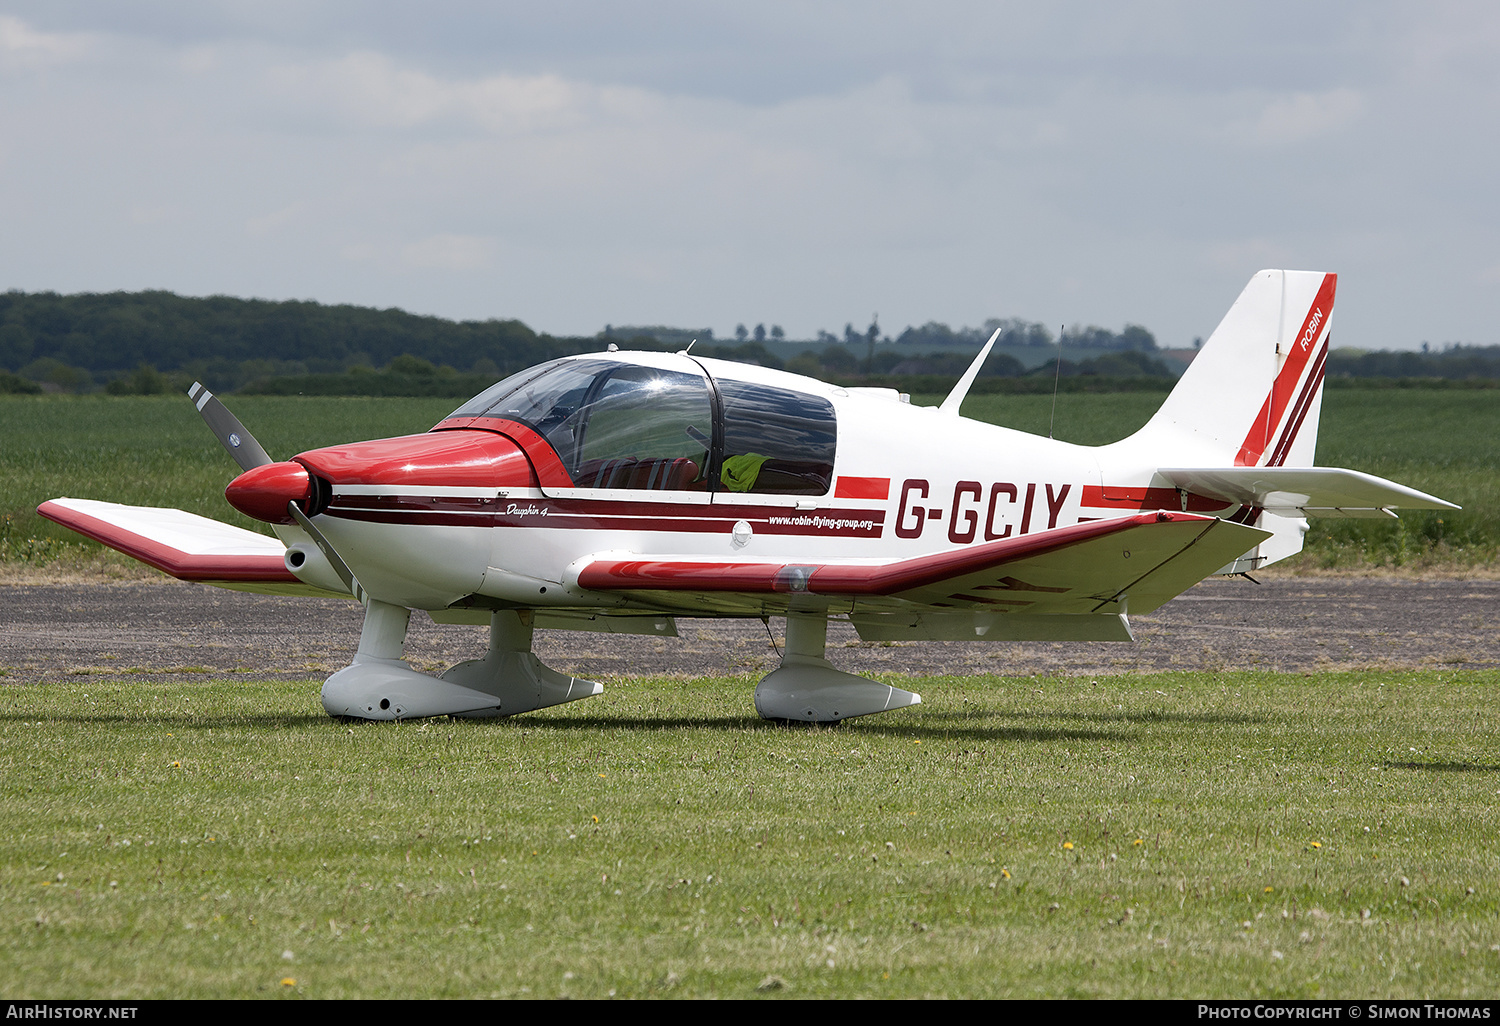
[
  {"left": 324, "top": 496, "right": 887, "bottom": 538},
  {"left": 835, "top": 476, "right": 891, "bottom": 500},
  {"left": 577, "top": 510, "right": 1211, "bottom": 595}
]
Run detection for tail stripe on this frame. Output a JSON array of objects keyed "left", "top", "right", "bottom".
[
  {"left": 1266, "top": 341, "right": 1329, "bottom": 468},
  {"left": 1234, "top": 272, "right": 1337, "bottom": 466}
]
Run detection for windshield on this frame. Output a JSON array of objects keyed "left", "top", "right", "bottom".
[
  {"left": 445, "top": 357, "right": 837, "bottom": 494},
  {"left": 452, "top": 359, "right": 712, "bottom": 490},
  {"left": 444, "top": 359, "right": 572, "bottom": 421}
]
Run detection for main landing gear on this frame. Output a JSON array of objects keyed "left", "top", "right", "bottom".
[
  {"left": 753, "top": 612, "right": 922, "bottom": 724},
  {"left": 320, "top": 603, "right": 919, "bottom": 724}
]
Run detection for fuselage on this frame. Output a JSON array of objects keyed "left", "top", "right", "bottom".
[{"left": 233, "top": 351, "right": 1236, "bottom": 611}]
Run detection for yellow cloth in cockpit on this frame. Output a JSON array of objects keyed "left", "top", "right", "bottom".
[{"left": 720, "top": 453, "right": 770, "bottom": 492}]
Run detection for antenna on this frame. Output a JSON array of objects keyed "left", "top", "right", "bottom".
[
  {"left": 939, "top": 326, "right": 1003, "bottom": 415},
  {"left": 1048, "top": 323, "right": 1063, "bottom": 439}
]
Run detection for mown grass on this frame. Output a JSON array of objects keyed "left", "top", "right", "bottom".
[
  {"left": 0, "top": 389, "right": 1494, "bottom": 570},
  {"left": 2, "top": 669, "right": 1498, "bottom": 998}
]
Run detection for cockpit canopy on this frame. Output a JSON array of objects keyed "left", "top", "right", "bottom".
[{"left": 445, "top": 356, "right": 837, "bottom": 494}]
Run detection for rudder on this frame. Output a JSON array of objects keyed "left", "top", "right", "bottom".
[{"left": 1133, "top": 269, "right": 1336, "bottom": 469}]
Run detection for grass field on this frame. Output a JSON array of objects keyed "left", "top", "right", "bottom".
[
  {"left": 3, "top": 669, "right": 1498, "bottom": 999},
  {"left": 3, "top": 387, "right": 1494, "bottom": 570}
]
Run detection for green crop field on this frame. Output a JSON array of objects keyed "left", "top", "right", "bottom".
[
  {"left": 3, "top": 387, "right": 1493, "bottom": 570},
  {"left": 3, "top": 669, "right": 1499, "bottom": 999}
]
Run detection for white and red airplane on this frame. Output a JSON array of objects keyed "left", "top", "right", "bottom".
[{"left": 40, "top": 270, "right": 1455, "bottom": 723}]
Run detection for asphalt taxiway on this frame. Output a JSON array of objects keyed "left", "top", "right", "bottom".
[{"left": 2, "top": 576, "right": 1495, "bottom": 688}]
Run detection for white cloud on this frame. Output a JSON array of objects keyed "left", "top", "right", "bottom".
[
  {"left": 265, "top": 51, "right": 642, "bottom": 136},
  {"left": 0, "top": 14, "right": 91, "bottom": 67},
  {"left": 340, "top": 234, "right": 495, "bottom": 272},
  {"left": 1226, "top": 88, "right": 1364, "bottom": 147},
  {"left": 0, "top": 6, "right": 1495, "bottom": 349},
  {"left": 1203, "top": 238, "right": 1296, "bottom": 273},
  {"left": 401, "top": 233, "right": 494, "bottom": 270}
]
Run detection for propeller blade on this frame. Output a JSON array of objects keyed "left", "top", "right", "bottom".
[
  {"left": 188, "top": 382, "right": 273, "bottom": 472},
  {"left": 285, "top": 500, "right": 367, "bottom": 605}
]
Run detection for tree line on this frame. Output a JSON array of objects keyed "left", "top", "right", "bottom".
[
  {"left": 0, "top": 290, "right": 576, "bottom": 393},
  {"left": 0, "top": 289, "right": 1494, "bottom": 397}
]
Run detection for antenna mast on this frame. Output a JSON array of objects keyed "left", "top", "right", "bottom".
[{"left": 1049, "top": 324, "right": 1063, "bottom": 439}]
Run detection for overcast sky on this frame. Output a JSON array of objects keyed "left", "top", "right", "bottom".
[{"left": 1, "top": 2, "right": 1495, "bottom": 349}]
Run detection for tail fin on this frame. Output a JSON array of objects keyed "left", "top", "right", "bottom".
[
  {"left": 1133, "top": 269, "right": 1336, "bottom": 468},
  {"left": 1105, "top": 271, "right": 1454, "bottom": 573}
]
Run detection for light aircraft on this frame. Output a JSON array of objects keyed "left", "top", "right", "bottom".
[{"left": 40, "top": 270, "right": 1456, "bottom": 723}]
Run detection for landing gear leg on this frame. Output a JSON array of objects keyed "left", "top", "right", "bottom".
[
  {"left": 441, "top": 610, "right": 603, "bottom": 718},
  {"left": 753, "top": 612, "right": 922, "bottom": 723}
]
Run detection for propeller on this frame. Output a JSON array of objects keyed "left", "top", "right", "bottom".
[
  {"left": 188, "top": 381, "right": 365, "bottom": 603},
  {"left": 188, "top": 381, "right": 273, "bottom": 472}
]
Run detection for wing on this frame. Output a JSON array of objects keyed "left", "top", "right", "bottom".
[
  {"left": 574, "top": 511, "right": 1270, "bottom": 637},
  {"left": 38, "top": 498, "right": 346, "bottom": 597},
  {"left": 1157, "top": 466, "right": 1458, "bottom": 519}
]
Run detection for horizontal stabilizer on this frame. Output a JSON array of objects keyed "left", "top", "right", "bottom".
[
  {"left": 577, "top": 511, "right": 1270, "bottom": 618},
  {"left": 1157, "top": 467, "right": 1458, "bottom": 517},
  {"left": 38, "top": 498, "right": 343, "bottom": 596}
]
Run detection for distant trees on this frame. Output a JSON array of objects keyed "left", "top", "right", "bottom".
[
  {"left": 0, "top": 369, "right": 41, "bottom": 393},
  {"left": 3, "top": 288, "right": 1493, "bottom": 397},
  {"left": 1326, "top": 345, "right": 1500, "bottom": 379},
  {"left": 0, "top": 289, "right": 571, "bottom": 392},
  {"left": 1027, "top": 350, "right": 1174, "bottom": 379},
  {"left": 603, "top": 326, "right": 712, "bottom": 348},
  {"left": 893, "top": 318, "right": 1157, "bottom": 352},
  {"left": 885, "top": 351, "right": 1027, "bottom": 377}
]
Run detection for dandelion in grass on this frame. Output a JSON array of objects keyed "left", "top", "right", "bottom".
[
  {"left": 280, "top": 978, "right": 296, "bottom": 987},
  {"left": 1309, "top": 841, "right": 1322, "bottom": 850},
  {"left": 1062, "top": 842, "right": 1074, "bottom": 850},
  {"left": 1133, "top": 838, "right": 1143, "bottom": 846}
]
